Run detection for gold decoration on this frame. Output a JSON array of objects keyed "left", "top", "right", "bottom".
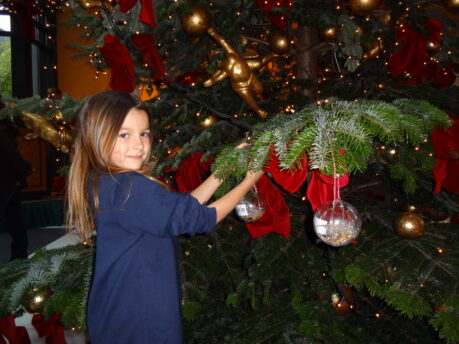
[
  {"left": 183, "top": 6, "right": 288, "bottom": 118},
  {"left": 394, "top": 212, "right": 425, "bottom": 239},
  {"left": 21, "top": 111, "right": 73, "bottom": 153},
  {"left": 269, "top": 32, "right": 290, "bottom": 55},
  {"left": 75, "top": 0, "right": 101, "bottom": 8},
  {"left": 203, "top": 28, "right": 280, "bottom": 118},
  {"left": 180, "top": 5, "right": 211, "bottom": 36},
  {"left": 349, "top": 0, "right": 382, "bottom": 16},
  {"left": 23, "top": 287, "right": 52, "bottom": 313},
  {"left": 320, "top": 26, "right": 338, "bottom": 42}
]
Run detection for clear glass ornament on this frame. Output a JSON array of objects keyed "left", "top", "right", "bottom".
[
  {"left": 313, "top": 200, "right": 362, "bottom": 247},
  {"left": 235, "top": 187, "right": 266, "bottom": 223}
]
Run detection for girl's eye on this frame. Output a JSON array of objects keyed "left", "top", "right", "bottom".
[
  {"left": 141, "top": 131, "right": 150, "bottom": 137},
  {"left": 119, "top": 133, "right": 129, "bottom": 138}
]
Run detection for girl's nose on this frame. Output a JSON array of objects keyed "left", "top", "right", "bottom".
[{"left": 132, "top": 136, "right": 144, "bottom": 149}]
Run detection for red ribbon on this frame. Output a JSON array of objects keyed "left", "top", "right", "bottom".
[
  {"left": 0, "top": 314, "right": 31, "bottom": 344},
  {"left": 99, "top": 34, "right": 136, "bottom": 93},
  {"left": 432, "top": 114, "right": 459, "bottom": 194},
  {"left": 388, "top": 19, "right": 443, "bottom": 84},
  {"left": 175, "top": 153, "right": 214, "bottom": 193},
  {"left": 264, "top": 149, "right": 308, "bottom": 194},
  {"left": 31, "top": 314, "right": 66, "bottom": 344},
  {"left": 131, "top": 33, "right": 165, "bottom": 81},
  {"left": 118, "top": 0, "right": 156, "bottom": 28},
  {"left": 255, "top": 0, "right": 293, "bottom": 30},
  {"left": 245, "top": 175, "right": 290, "bottom": 238},
  {"left": 306, "top": 170, "right": 349, "bottom": 211}
]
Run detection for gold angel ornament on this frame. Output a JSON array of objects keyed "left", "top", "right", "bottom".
[{"left": 181, "top": 6, "right": 289, "bottom": 119}]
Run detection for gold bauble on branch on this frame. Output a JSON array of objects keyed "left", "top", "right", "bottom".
[
  {"left": 394, "top": 212, "right": 425, "bottom": 239},
  {"left": 269, "top": 32, "right": 290, "bottom": 55},
  {"left": 75, "top": 0, "right": 101, "bottom": 9},
  {"left": 349, "top": 0, "right": 382, "bottom": 16},
  {"left": 320, "top": 26, "right": 338, "bottom": 42},
  {"left": 180, "top": 5, "right": 211, "bottom": 36},
  {"left": 23, "top": 286, "right": 53, "bottom": 314}
]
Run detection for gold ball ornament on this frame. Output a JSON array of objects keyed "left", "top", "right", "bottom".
[
  {"left": 394, "top": 212, "right": 425, "bottom": 239},
  {"left": 269, "top": 32, "right": 290, "bottom": 55},
  {"left": 421, "top": 207, "right": 449, "bottom": 222},
  {"left": 23, "top": 286, "right": 53, "bottom": 313},
  {"left": 320, "top": 26, "right": 338, "bottom": 42},
  {"left": 349, "top": 0, "right": 382, "bottom": 16},
  {"left": 180, "top": 5, "right": 211, "bottom": 36}
]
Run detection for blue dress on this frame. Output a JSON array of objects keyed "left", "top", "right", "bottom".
[{"left": 87, "top": 172, "right": 216, "bottom": 344}]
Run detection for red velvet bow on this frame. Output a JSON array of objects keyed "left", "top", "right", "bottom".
[
  {"left": 175, "top": 153, "right": 214, "bottom": 193},
  {"left": 99, "top": 34, "right": 136, "bottom": 93},
  {"left": 306, "top": 170, "right": 349, "bottom": 211},
  {"left": 131, "top": 33, "right": 165, "bottom": 81},
  {"left": 388, "top": 19, "right": 443, "bottom": 84},
  {"left": 432, "top": 114, "right": 459, "bottom": 194},
  {"left": 245, "top": 175, "right": 290, "bottom": 238},
  {"left": 264, "top": 150, "right": 308, "bottom": 194},
  {"left": 0, "top": 314, "right": 31, "bottom": 344},
  {"left": 118, "top": 0, "right": 156, "bottom": 28},
  {"left": 31, "top": 314, "right": 66, "bottom": 344},
  {"left": 255, "top": 0, "right": 293, "bottom": 30}
]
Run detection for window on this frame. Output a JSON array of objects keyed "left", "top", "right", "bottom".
[
  {"left": 0, "top": 4, "right": 56, "bottom": 98},
  {"left": 0, "top": 6, "right": 12, "bottom": 98}
]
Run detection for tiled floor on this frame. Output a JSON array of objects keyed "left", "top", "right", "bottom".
[{"left": 0, "top": 227, "right": 67, "bottom": 264}]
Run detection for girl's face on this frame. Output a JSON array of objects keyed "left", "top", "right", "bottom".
[{"left": 110, "top": 108, "right": 151, "bottom": 171}]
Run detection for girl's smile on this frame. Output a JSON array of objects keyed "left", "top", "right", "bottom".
[{"left": 109, "top": 108, "right": 151, "bottom": 171}]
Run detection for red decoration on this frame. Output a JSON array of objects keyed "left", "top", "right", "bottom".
[
  {"left": 131, "top": 33, "right": 165, "bottom": 81},
  {"left": 245, "top": 175, "right": 290, "bottom": 238},
  {"left": 99, "top": 34, "right": 136, "bottom": 93},
  {"left": 118, "top": 0, "right": 137, "bottom": 12},
  {"left": 256, "top": 0, "right": 293, "bottom": 30},
  {"left": 432, "top": 65, "right": 456, "bottom": 89},
  {"left": 388, "top": 19, "right": 443, "bottom": 84},
  {"left": 306, "top": 170, "right": 349, "bottom": 211},
  {"left": 31, "top": 314, "right": 66, "bottom": 344},
  {"left": 51, "top": 176, "right": 66, "bottom": 195},
  {"left": 118, "top": 0, "right": 156, "bottom": 28},
  {"left": 139, "top": 0, "right": 156, "bottom": 28},
  {"left": 264, "top": 150, "right": 308, "bottom": 194},
  {"left": 432, "top": 114, "right": 459, "bottom": 194},
  {"left": 0, "top": 314, "right": 31, "bottom": 344},
  {"left": 175, "top": 153, "right": 214, "bottom": 193}
]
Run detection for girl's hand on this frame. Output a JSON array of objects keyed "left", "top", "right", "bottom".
[
  {"left": 244, "top": 169, "right": 264, "bottom": 184},
  {"left": 235, "top": 142, "right": 248, "bottom": 150}
]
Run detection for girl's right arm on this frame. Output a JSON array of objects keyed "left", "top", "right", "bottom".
[{"left": 208, "top": 170, "right": 264, "bottom": 223}]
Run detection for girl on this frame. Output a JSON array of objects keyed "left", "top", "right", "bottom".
[{"left": 66, "top": 90, "right": 263, "bottom": 344}]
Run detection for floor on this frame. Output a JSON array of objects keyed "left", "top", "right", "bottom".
[{"left": 0, "top": 226, "right": 67, "bottom": 263}]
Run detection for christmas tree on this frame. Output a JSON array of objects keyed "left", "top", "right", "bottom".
[{"left": 0, "top": 0, "right": 458, "bottom": 342}]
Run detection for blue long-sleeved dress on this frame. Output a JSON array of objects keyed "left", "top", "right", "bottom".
[{"left": 87, "top": 172, "right": 216, "bottom": 344}]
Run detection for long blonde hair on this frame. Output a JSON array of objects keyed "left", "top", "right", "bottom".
[{"left": 66, "top": 91, "right": 154, "bottom": 241}]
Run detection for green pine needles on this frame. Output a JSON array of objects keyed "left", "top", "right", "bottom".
[{"left": 213, "top": 98, "right": 450, "bottom": 191}]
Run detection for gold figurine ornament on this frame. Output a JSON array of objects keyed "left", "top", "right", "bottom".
[
  {"left": 21, "top": 111, "right": 73, "bottom": 153},
  {"left": 181, "top": 6, "right": 289, "bottom": 119}
]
